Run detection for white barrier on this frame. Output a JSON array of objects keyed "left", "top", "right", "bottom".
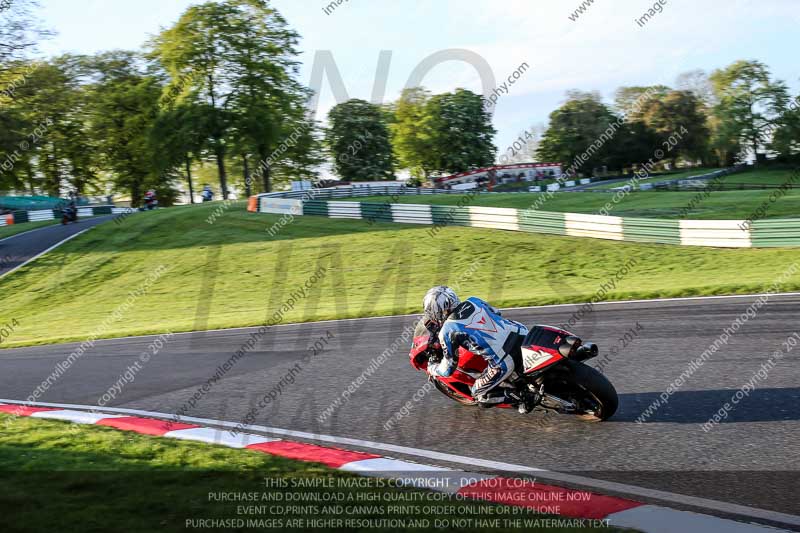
[
  {"left": 327, "top": 201, "right": 363, "bottom": 219},
  {"left": 259, "top": 197, "right": 303, "bottom": 215},
  {"left": 28, "top": 210, "right": 55, "bottom": 222},
  {"left": 679, "top": 220, "right": 751, "bottom": 248},
  {"left": 565, "top": 213, "right": 624, "bottom": 241},
  {"left": 390, "top": 204, "right": 433, "bottom": 225},
  {"left": 467, "top": 206, "right": 520, "bottom": 231}
]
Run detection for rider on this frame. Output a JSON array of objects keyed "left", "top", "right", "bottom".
[
  {"left": 422, "top": 286, "right": 532, "bottom": 411},
  {"left": 144, "top": 189, "right": 157, "bottom": 210}
]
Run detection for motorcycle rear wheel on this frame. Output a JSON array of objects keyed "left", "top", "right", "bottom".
[
  {"left": 432, "top": 378, "right": 478, "bottom": 406},
  {"left": 567, "top": 360, "right": 618, "bottom": 421},
  {"left": 542, "top": 360, "right": 618, "bottom": 421}
]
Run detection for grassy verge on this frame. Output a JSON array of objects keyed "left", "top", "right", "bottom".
[
  {"left": 342, "top": 187, "right": 800, "bottom": 219},
  {"left": 0, "top": 414, "right": 617, "bottom": 532},
  {"left": 719, "top": 168, "right": 798, "bottom": 186},
  {"left": 1, "top": 203, "right": 799, "bottom": 348},
  {"left": 583, "top": 168, "right": 717, "bottom": 190},
  {"left": 0, "top": 219, "right": 59, "bottom": 239}
]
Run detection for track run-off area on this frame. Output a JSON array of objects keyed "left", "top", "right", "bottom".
[{"left": 1, "top": 293, "right": 799, "bottom": 528}]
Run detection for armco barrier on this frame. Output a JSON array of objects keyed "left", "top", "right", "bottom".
[
  {"left": 250, "top": 196, "right": 800, "bottom": 248},
  {"left": 1, "top": 205, "right": 117, "bottom": 226}
]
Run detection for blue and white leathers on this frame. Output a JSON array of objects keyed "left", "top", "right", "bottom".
[{"left": 432, "top": 297, "right": 528, "bottom": 402}]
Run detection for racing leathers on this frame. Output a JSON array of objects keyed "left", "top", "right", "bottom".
[{"left": 429, "top": 297, "right": 528, "bottom": 403}]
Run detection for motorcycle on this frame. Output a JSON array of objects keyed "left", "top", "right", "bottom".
[
  {"left": 409, "top": 321, "right": 618, "bottom": 421},
  {"left": 61, "top": 206, "right": 78, "bottom": 225}
]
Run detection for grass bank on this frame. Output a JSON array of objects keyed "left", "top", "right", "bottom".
[
  {"left": 1, "top": 414, "right": 610, "bottom": 533},
  {"left": 342, "top": 171, "right": 800, "bottom": 220},
  {"left": 583, "top": 167, "right": 717, "bottom": 190},
  {"left": 1, "top": 203, "right": 799, "bottom": 348}
]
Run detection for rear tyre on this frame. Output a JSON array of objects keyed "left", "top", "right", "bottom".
[
  {"left": 567, "top": 360, "right": 618, "bottom": 421},
  {"left": 432, "top": 378, "right": 478, "bottom": 406}
]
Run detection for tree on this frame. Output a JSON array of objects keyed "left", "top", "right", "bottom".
[
  {"left": 151, "top": 102, "right": 212, "bottom": 203},
  {"left": 0, "top": 0, "right": 50, "bottom": 65},
  {"left": 390, "top": 87, "right": 436, "bottom": 179},
  {"left": 325, "top": 99, "right": 394, "bottom": 181},
  {"left": 151, "top": 2, "right": 236, "bottom": 199},
  {"left": 614, "top": 85, "right": 670, "bottom": 121},
  {"left": 152, "top": 0, "right": 314, "bottom": 195},
  {"left": 537, "top": 91, "right": 620, "bottom": 175},
  {"left": 606, "top": 121, "right": 661, "bottom": 171},
  {"left": 770, "top": 99, "right": 800, "bottom": 161},
  {"left": 425, "top": 88, "right": 496, "bottom": 174},
  {"left": 676, "top": 69, "right": 716, "bottom": 108},
  {"left": 710, "top": 60, "right": 789, "bottom": 164},
  {"left": 4, "top": 56, "right": 99, "bottom": 196},
  {"left": 223, "top": 0, "right": 313, "bottom": 193},
  {"left": 266, "top": 113, "right": 324, "bottom": 186},
  {"left": 638, "top": 90, "right": 710, "bottom": 165},
  {"left": 87, "top": 51, "right": 164, "bottom": 206}
]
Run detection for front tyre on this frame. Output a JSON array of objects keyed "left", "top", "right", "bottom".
[{"left": 568, "top": 361, "right": 619, "bottom": 421}]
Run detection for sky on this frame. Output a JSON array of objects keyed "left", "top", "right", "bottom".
[{"left": 34, "top": 0, "right": 800, "bottom": 162}]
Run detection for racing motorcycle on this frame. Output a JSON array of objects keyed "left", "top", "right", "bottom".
[
  {"left": 409, "top": 321, "right": 618, "bottom": 421},
  {"left": 61, "top": 206, "right": 78, "bottom": 225}
]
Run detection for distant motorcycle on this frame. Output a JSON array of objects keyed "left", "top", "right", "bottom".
[
  {"left": 144, "top": 190, "right": 158, "bottom": 210},
  {"left": 61, "top": 206, "right": 78, "bottom": 225},
  {"left": 409, "top": 322, "right": 618, "bottom": 420}
]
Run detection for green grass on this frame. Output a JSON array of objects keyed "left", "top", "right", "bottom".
[
  {"left": 343, "top": 183, "right": 800, "bottom": 219},
  {"left": 584, "top": 168, "right": 717, "bottom": 190},
  {"left": 718, "top": 168, "right": 799, "bottom": 186},
  {"left": 0, "top": 219, "right": 59, "bottom": 239},
  {"left": 584, "top": 167, "right": 797, "bottom": 191},
  {"left": 1, "top": 414, "right": 611, "bottom": 533},
  {"left": 1, "top": 202, "right": 800, "bottom": 348}
]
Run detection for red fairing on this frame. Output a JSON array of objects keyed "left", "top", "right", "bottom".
[{"left": 409, "top": 334, "right": 431, "bottom": 371}]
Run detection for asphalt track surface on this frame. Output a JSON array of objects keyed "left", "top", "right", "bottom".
[
  {"left": 2, "top": 293, "right": 799, "bottom": 525},
  {"left": 0, "top": 216, "right": 114, "bottom": 277}
]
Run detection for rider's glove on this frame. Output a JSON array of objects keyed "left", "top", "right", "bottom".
[
  {"left": 428, "top": 357, "right": 455, "bottom": 378},
  {"left": 426, "top": 360, "right": 439, "bottom": 377}
]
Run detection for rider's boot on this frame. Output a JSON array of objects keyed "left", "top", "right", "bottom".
[{"left": 475, "top": 389, "right": 507, "bottom": 407}]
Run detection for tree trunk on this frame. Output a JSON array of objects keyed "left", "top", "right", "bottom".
[
  {"left": 131, "top": 181, "right": 142, "bottom": 208},
  {"left": 752, "top": 133, "right": 760, "bottom": 166},
  {"left": 185, "top": 156, "right": 195, "bottom": 204},
  {"left": 258, "top": 146, "right": 271, "bottom": 193},
  {"left": 215, "top": 142, "right": 229, "bottom": 199},
  {"left": 243, "top": 155, "right": 251, "bottom": 197}
]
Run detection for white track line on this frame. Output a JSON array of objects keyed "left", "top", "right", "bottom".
[
  {"left": 0, "top": 227, "right": 91, "bottom": 280},
  {"left": 1, "top": 398, "right": 798, "bottom": 530}
]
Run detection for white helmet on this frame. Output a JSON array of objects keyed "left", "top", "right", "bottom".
[{"left": 423, "top": 286, "right": 460, "bottom": 326}]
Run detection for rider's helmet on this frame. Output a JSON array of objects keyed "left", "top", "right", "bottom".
[{"left": 422, "top": 286, "right": 460, "bottom": 327}]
